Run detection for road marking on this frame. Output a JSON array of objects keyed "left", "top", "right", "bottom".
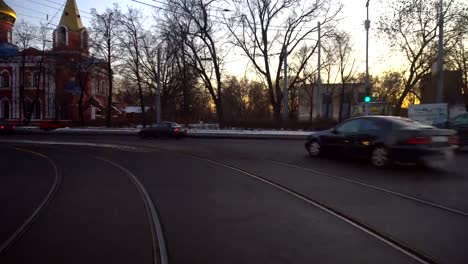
[
  {"left": 270, "top": 160, "right": 468, "bottom": 218},
  {"left": 0, "top": 140, "right": 152, "bottom": 152},
  {"left": 0, "top": 148, "right": 62, "bottom": 255},
  {"left": 194, "top": 156, "right": 436, "bottom": 264},
  {"left": 95, "top": 157, "right": 168, "bottom": 264}
]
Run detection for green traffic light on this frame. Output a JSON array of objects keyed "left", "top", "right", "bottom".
[{"left": 364, "top": 96, "right": 371, "bottom": 103}]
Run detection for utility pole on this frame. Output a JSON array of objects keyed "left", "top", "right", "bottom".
[
  {"left": 436, "top": 0, "right": 445, "bottom": 103},
  {"left": 317, "top": 21, "right": 322, "bottom": 119},
  {"left": 282, "top": 46, "right": 289, "bottom": 121},
  {"left": 365, "top": 0, "right": 371, "bottom": 115},
  {"left": 156, "top": 47, "right": 162, "bottom": 123}
]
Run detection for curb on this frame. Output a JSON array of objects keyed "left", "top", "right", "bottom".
[
  {"left": 188, "top": 133, "right": 308, "bottom": 140},
  {"left": 14, "top": 128, "right": 311, "bottom": 140}
]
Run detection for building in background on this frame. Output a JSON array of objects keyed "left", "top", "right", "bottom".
[
  {"left": 420, "top": 70, "right": 465, "bottom": 106},
  {"left": 298, "top": 83, "right": 368, "bottom": 122},
  {"left": 0, "top": 0, "right": 108, "bottom": 124}
]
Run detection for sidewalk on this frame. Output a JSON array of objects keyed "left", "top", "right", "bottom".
[{"left": 14, "top": 127, "right": 313, "bottom": 140}]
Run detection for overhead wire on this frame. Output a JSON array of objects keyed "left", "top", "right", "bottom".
[
  {"left": 44, "top": 0, "right": 91, "bottom": 15},
  {"left": 151, "top": 0, "right": 230, "bottom": 12},
  {"left": 131, "top": 0, "right": 318, "bottom": 32},
  {"left": 16, "top": 12, "right": 46, "bottom": 21},
  {"left": 46, "top": 0, "right": 65, "bottom": 26},
  {"left": 9, "top": 2, "right": 50, "bottom": 16},
  {"left": 24, "top": 0, "right": 92, "bottom": 20},
  {"left": 15, "top": 12, "right": 58, "bottom": 27}
]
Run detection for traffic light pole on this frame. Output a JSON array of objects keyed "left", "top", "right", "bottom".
[{"left": 365, "top": 0, "right": 371, "bottom": 115}]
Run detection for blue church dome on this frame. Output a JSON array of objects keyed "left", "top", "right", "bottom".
[{"left": 0, "top": 42, "right": 18, "bottom": 57}]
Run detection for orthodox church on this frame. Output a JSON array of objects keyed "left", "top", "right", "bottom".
[{"left": 0, "top": 0, "right": 108, "bottom": 124}]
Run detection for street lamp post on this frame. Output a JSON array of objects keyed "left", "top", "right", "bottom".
[
  {"left": 156, "top": 47, "right": 162, "bottom": 123},
  {"left": 282, "top": 46, "right": 289, "bottom": 122},
  {"left": 317, "top": 22, "right": 321, "bottom": 119}
]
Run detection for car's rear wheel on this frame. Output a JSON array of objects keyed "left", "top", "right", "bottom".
[
  {"left": 307, "top": 141, "right": 321, "bottom": 157},
  {"left": 139, "top": 131, "right": 148, "bottom": 139},
  {"left": 371, "top": 146, "right": 391, "bottom": 168}
]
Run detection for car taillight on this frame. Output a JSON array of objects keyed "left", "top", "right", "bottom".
[
  {"left": 174, "top": 128, "right": 180, "bottom": 132},
  {"left": 0, "top": 125, "right": 3, "bottom": 129},
  {"left": 12, "top": 125, "right": 15, "bottom": 129},
  {"left": 407, "top": 137, "right": 430, "bottom": 145},
  {"left": 449, "top": 135, "right": 459, "bottom": 145}
]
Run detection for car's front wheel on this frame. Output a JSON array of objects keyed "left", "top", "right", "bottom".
[
  {"left": 371, "top": 146, "right": 391, "bottom": 168},
  {"left": 306, "top": 140, "right": 322, "bottom": 158}
]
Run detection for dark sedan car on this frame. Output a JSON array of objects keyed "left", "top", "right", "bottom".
[
  {"left": 138, "top": 121, "right": 187, "bottom": 139},
  {"left": 0, "top": 120, "right": 15, "bottom": 135},
  {"left": 305, "top": 116, "right": 457, "bottom": 168},
  {"left": 436, "top": 112, "right": 468, "bottom": 148}
]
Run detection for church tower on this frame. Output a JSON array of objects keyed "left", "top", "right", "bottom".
[
  {"left": 53, "top": 0, "right": 88, "bottom": 52},
  {"left": 0, "top": 0, "right": 15, "bottom": 44}
]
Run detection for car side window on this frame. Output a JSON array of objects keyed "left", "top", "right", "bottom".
[
  {"left": 453, "top": 114, "right": 468, "bottom": 125},
  {"left": 359, "top": 120, "right": 381, "bottom": 132},
  {"left": 336, "top": 120, "right": 361, "bottom": 134}
]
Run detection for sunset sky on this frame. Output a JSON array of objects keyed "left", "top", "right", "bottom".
[{"left": 9, "top": 0, "right": 403, "bottom": 79}]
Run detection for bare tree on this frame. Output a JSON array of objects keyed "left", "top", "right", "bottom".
[
  {"left": 13, "top": 20, "right": 38, "bottom": 123},
  {"left": 378, "top": 0, "right": 466, "bottom": 114},
  {"left": 245, "top": 80, "right": 270, "bottom": 120},
  {"left": 166, "top": 0, "right": 227, "bottom": 128},
  {"left": 91, "top": 5, "right": 121, "bottom": 127},
  {"left": 117, "top": 7, "right": 148, "bottom": 127},
  {"left": 25, "top": 23, "right": 52, "bottom": 124},
  {"left": 13, "top": 20, "right": 37, "bottom": 50},
  {"left": 298, "top": 37, "right": 338, "bottom": 122},
  {"left": 446, "top": 12, "right": 468, "bottom": 110},
  {"left": 372, "top": 71, "right": 405, "bottom": 108},
  {"left": 226, "top": 0, "right": 342, "bottom": 122},
  {"left": 333, "top": 31, "right": 356, "bottom": 122},
  {"left": 76, "top": 55, "right": 101, "bottom": 126}
]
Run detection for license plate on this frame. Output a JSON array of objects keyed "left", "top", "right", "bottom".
[{"left": 432, "top": 136, "right": 448, "bottom": 142}]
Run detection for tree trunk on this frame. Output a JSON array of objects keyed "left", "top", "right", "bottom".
[
  {"left": 215, "top": 99, "right": 225, "bottom": 129},
  {"left": 27, "top": 56, "right": 45, "bottom": 124},
  {"left": 339, "top": 82, "right": 345, "bottom": 122},
  {"left": 106, "top": 59, "right": 113, "bottom": 127},
  {"left": 348, "top": 86, "right": 354, "bottom": 117},
  {"left": 309, "top": 87, "right": 313, "bottom": 123},
  {"left": 181, "top": 38, "right": 190, "bottom": 123},
  {"left": 394, "top": 84, "right": 412, "bottom": 116},
  {"left": 20, "top": 54, "right": 26, "bottom": 124},
  {"left": 136, "top": 73, "right": 146, "bottom": 127},
  {"left": 78, "top": 88, "right": 85, "bottom": 126},
  {"left": 273, "top": 103, "right": 282, "bottom": 124},
  {"left": 274, "top": 84, "right": 283, "bottom": 124}
]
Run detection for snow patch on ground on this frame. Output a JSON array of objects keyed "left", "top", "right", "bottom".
[
  {"left": 187, "top": 129, "right": 312, "bottom": 136},
  {"left": 15, "top": 126, "right": 314, "bottom": 139}
]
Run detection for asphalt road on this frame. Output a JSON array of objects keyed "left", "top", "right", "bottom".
[{"left": 1, "top": 134, "right": 467, "bottom": 264}]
